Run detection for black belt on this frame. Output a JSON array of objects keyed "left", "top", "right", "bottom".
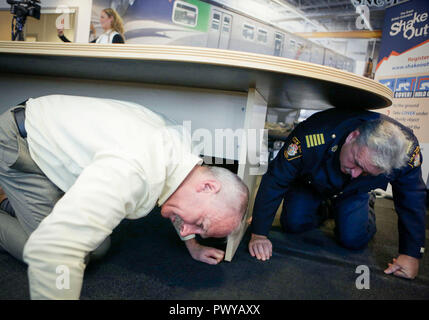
[{"left": 13, "top": 107, "right": 27, "bottom": 139}]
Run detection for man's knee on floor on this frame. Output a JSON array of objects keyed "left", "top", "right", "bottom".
[
  {"left": 337, "top": 232, "right": 371, "bottom": 250},
  {"left": 280, "top": 214, "right": 315, "bottom": 234}
]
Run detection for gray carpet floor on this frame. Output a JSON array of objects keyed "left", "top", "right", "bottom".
[{"left": 0, "top": 197, "right": 428, "bottom": 300}]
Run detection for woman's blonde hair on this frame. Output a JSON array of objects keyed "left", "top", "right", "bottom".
[{"left": 103, "top": 8, "right": 125, "bottom": 38}]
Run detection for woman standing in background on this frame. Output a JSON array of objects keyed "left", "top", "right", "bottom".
[{"left": 58, "top": 8, "right": 125, "bottom": 44}]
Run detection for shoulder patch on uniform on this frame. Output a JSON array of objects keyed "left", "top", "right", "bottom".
[
  {"left": 408, "top": 145, "right": 421, "bottom": 168},
  {"left": 305, "top": 133, "right": 325, "bottom": 148},
  {"left": 284, "top": 136, "right": 302, "bottom": 161}
]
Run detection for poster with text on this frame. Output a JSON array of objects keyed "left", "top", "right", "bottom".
[{"left": 375, "top": 0, "right": 429, "bottom": 185}]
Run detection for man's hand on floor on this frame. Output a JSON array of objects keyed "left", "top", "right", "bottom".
[
  {"left": 384, "top": 254, "right": 419, "bottom": 279},
  {"left": 249, "top": 233, "right": 272, "bottom": 261},
  {"left": 185, "top": 238, "right": 224, "bottom": 265}
]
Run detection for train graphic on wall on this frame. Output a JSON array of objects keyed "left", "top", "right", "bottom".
[{"left": 93, "top": 0, "right": 355, "bottom": 73}]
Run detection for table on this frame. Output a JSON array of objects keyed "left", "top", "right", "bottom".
[{"left": 0, "top": 41, "right": 393, "bottom": 260}]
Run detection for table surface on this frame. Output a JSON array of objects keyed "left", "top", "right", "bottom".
[{"left": 0, "top": 41, "right": 392, "bottom": 110}]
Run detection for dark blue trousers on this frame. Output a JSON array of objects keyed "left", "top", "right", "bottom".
[{"left": 280, "top": 186, "right": 377, "bottom": 250}]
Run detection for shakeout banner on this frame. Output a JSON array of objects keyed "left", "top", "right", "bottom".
[{"left": 375, "top": 0, "right": 429, "bottom": 185}]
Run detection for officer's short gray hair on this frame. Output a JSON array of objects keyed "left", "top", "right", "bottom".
[
  {"left": 355, "top": 119, "right": 411, "bottom": 174},
  {"left": 204, "top": 166, "right": 249, "bottom": 224}
]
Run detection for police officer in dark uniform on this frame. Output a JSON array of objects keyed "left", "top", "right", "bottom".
[{"left": 249, "top": 107, "right": 426, "bottom": 279}]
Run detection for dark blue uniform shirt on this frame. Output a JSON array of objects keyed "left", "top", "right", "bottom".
[{"left": 251, "top": 108, "right": 426, "bottom": 259}]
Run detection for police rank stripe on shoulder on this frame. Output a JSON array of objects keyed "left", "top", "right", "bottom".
[{"left": 305, "top": 134, "right": 325, "bottom": 148}]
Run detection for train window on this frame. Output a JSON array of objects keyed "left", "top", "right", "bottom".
[
  {"left": 257, "top": 29, "right": 267, "bottom": 43},
  {"left": 242, "top": 24, "right": 255, "bottom": 40},
  {"left": 172, "top": 0, "right": 198, "bottom": 27},
  {"left": 274, "top": 32, "right": 284, "bottom": 56},
  {"left": 223, "top": 16, "right": 231, "bottom": 33},
  {"left": 211, "top": 13, "right": 220, "bottom": 30}
]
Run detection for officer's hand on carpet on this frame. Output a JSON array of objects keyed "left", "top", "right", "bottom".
[
  {"left": 384, "top": 254, "right": 419, "bottom": 279},
  {"left": 249, "top": 233, "right": 272, "bottom": 261},
  {"left": 185, "top": 238, "right": 225, "bottom": 265}
]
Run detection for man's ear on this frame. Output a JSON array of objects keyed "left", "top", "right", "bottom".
[
  {"left": 196, "top": 180, "right": 221, "bottom": 194},
  {"left": 345, "top": 130, "right": 360, "bottom": 144}
]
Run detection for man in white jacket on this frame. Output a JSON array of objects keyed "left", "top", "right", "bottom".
[{"left": 0, "top": 95, "right": 249, "bottom": 299}]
